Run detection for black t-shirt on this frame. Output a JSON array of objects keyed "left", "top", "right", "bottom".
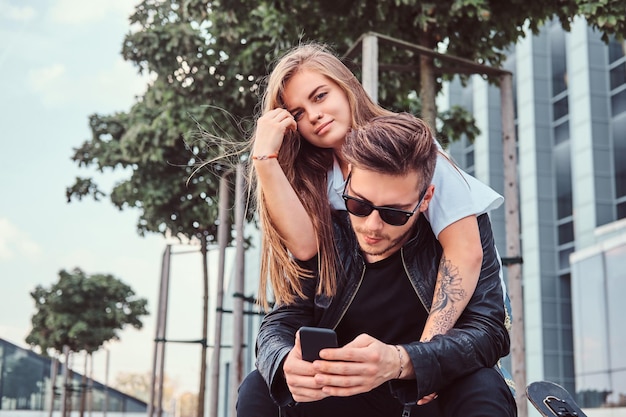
[{"left": 335, "top": 249, "right": 429, "bottom": 347}]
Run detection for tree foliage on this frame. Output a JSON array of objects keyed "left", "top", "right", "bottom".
[
  {"left": 67, "top": 0, "right": 626, "bottom": 242},
  {"left": 26, "top": 268, "right": 148, "bottom": 355}
]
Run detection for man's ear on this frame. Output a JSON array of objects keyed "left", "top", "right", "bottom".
[{"left": 419, "top": 184, "right": 435, "bottom": 213}]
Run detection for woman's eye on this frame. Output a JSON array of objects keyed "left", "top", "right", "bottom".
[
  {"left": 314, "top": 92, "right": 327, "bottom": 102},
  {"left": 292, "top": 111, "right": 303, "bottom": 121}
]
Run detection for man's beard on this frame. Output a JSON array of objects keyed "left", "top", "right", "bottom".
[{"left": 353, "top": 222, "right": 416, "bottom": 259}]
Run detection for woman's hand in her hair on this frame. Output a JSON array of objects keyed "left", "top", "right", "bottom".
[{"left": 253, "top": 108, "right": 297, "bottom": 157}]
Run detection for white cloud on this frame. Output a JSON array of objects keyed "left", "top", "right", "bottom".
[
  {"left": 27, "top": 58, "right": 150, "bottom": 109},
  {"left": 0, "top": 1, "right": 36, "bottom": 22},
  {"left": 0, "top": 218, "right": 42, "bottom": 261},
  {"left": 49, "top": 0, "right": 138, "bottom": 25},
  {"left": 0, "top": 2, "right": 38, "bottom": 70},
  {"left": 28, "top": 63, "right": 66, "bottom": 96}
]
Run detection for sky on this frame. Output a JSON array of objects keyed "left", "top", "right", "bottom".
[{"left": 0, "top": 0, "right": 211, "bottom": 394}]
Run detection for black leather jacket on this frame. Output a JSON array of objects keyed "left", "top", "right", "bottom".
[{"left": 255, "top": 211, "right": 510, "bottom": 407}]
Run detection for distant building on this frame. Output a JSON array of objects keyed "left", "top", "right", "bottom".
[
  {"left": 441, "top": 17, "right": 626, "bottom": 415},
  {"left": 0, "top": 338, "right": 146, "bottom": 415}
]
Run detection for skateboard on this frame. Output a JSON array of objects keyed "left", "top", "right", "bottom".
[{"left": 526, "top": 381, "right": 586, "bottom": 417}]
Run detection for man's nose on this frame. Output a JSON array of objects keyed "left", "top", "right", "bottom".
[{"left": 364, "top": 209, "right": 384, "bottom": 231}]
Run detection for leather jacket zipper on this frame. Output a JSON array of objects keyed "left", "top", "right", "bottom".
[
  {"left": 332, "top": 260, "right": 366, "bottom": 329},
  {"left": 400, "top": 247, "right": 429, "bottom": 312}
]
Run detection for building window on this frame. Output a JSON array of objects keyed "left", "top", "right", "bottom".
[
  {"left": 614, "top": 114, "right": 626, "bottom": 200},
  {"left": 550, "top": 24, "right": 573, "bottom": 281},
  {"left": 555, "top": 142, "right": 573, "bottom": 220},
  {"left": 554, "top": 120, "right": 570, "bottom": 146},
  {"left": 611, "top": 89, "right": 626, "bottom": 117},
  {"left": 618, "top": 201, "right": 626, "bottom": 220},
  {"left": 611, "top": 37, "right": 626, "bottom": 218},
  {"left": 571, "top": 241, "right": 626, "bottom": 408},
  {"left": 609, "top": 63, "right": 626, "bottom": 90},
  {"left": 553, "top": 96, "right": 569, "bottom": 121},
  {"left": 558, "top": 221, "right": 574, "bottom": 245},
  {"left": 559, "top": 245, "right": 575, "bottom": 271},
  {"left": 608, "top": 38, "right": 625, "bottom": 64},
  {"left": 550, "top": 23, "right": 568, "bottom": 96}
]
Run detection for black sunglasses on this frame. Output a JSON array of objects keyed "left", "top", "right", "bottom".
[{"left": 341, "top": 173, "right": 427, "bottom": 226}]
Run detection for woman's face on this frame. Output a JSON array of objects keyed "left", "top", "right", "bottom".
[{"left": 282, "top": 69, "right": 352, "bottom": 151}]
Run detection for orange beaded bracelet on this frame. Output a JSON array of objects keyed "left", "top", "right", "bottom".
[{"left": 252, "top": 153, "right": 278, "bottom": 160}]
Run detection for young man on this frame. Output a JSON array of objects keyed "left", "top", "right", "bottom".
[{"left": 238, "top": 113, "right": 516, "bottom": 417}]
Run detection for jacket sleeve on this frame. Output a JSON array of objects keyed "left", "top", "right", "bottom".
[
  {"left": 391, "top": 214, "right": 510, "bottom": 403},
  {"left": 254, "top": 267, "right": 319, "bottom": 407}
]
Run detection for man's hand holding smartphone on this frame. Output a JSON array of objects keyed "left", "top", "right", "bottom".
[
  {"left": 285, "top": 328, "right": 436, "bottom": 405},
  {"left": 309, "top": 333, "right": 405, "bottom": 398},
  {"left": 282, "top": 327, "right": 338, "bottom": 403}
]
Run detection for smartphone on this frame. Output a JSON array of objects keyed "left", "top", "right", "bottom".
[{"left": 299, "top": 326, "right": 338, "bottom": 362}]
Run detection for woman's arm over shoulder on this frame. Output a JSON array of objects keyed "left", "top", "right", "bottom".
[
  {"left": 418, "top": 151, "right": 499, "bottom": 340},
  {"left": 393, "top": 217, "right": 508, "bottom": 400},
  {"left": 420, "top": 215, "right": 482, "bottom": 341}
]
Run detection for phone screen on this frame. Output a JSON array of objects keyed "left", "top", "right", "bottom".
[{"left": 299, "top": 326, "right": 338, "bottom": 362}]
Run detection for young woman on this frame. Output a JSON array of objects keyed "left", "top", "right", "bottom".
[{"left": 250, "top": 43, "right": 503, "bottom": 342}]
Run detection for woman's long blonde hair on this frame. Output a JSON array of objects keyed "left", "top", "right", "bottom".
[{"left": 252, "top": 43, "right": 393, "bottom": 307}]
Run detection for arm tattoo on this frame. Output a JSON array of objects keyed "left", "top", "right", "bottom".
[{"left": 426, "top": 255, "right": 467, "bottom": 338}]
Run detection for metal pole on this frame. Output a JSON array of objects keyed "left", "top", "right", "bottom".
[
  {"left": 47, "top": 356, "right": 58, "bottom": 417},
  {"left": 362, "top": 33, "right": 378, "bottom": 103},
  {"left": 80, "top": 353, "right": 87, "bottom": 417},
  {"left": 500, "top": 73, "right": 527, "bottom": 417},
  {"left": 228, "top": 164, "right": 246, "bottom": 416},
  {"left": 149, "top": 245, "right": 172, "bottom": 417},
  {"left": 88, "top": 354, "right": 93, "bottom": 417},
  {"left": 61, "top": 346, "right": 69, "bottom": 417},
  {"left": 157, "top": 246, "right": 171, "bottom": 417},
  {"left": 103, "top": 349, "right": 110, "bottom": 417},
  {"left": 210, "top": 172, "right": 231, "bottom": 417},
  {"left": 198, "top": 233, "right": 209, "bottom": 417}
]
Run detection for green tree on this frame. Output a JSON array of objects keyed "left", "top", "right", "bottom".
[
  {"left": 26, "top": 268, "right": 148, "bottom": 354},
  {"left": 26, "top": 268, "right": 148, "bottom": 417}
]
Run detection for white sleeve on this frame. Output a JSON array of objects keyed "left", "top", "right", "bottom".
[{"left": 424, "top": 152, "right": 503, "bottom": 238}]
